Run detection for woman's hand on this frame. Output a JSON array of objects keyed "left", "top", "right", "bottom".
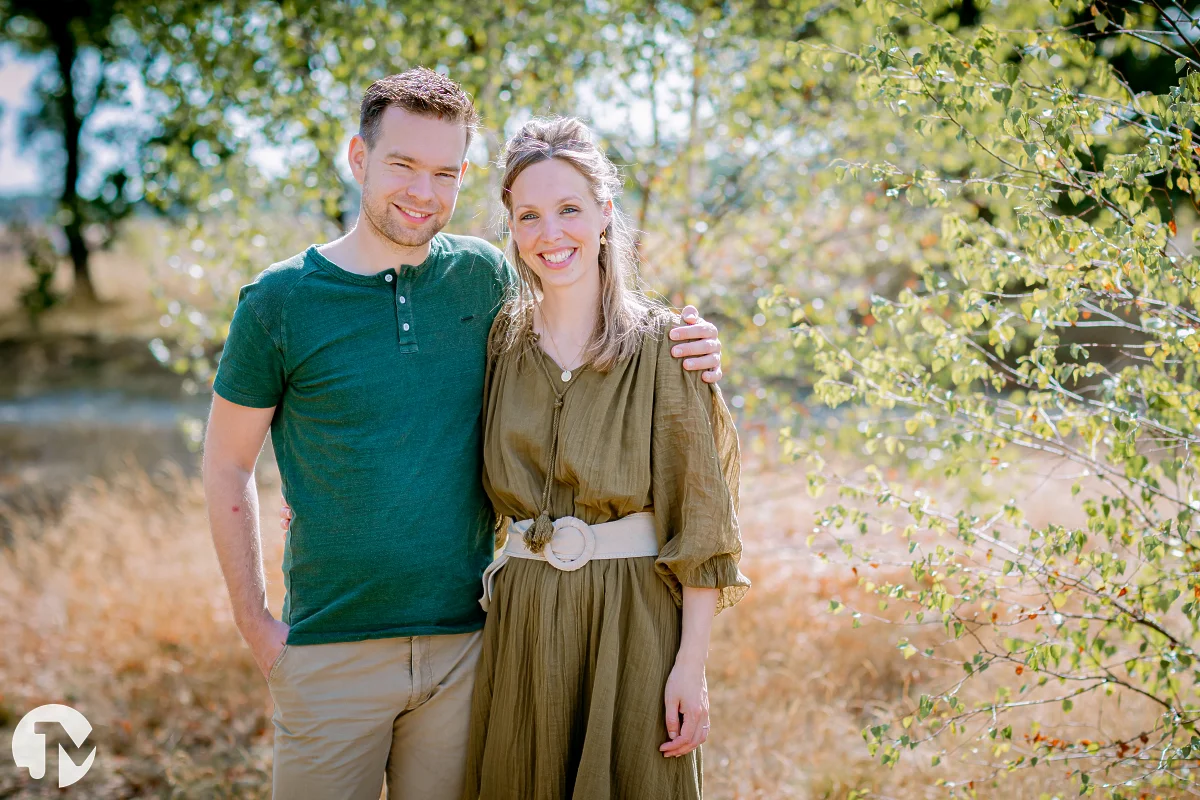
[
  {"left": 280, "top": 496, "right": 292, "bottom": 534},
  {"left": 660, "top": 656, "right": 710, "bottom": 757}
]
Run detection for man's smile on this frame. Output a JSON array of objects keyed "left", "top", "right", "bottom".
[{"left": 396, "top": 204, "right": 434, "bottom": 223}]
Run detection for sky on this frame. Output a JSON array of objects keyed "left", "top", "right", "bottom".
[
  {"left": 0, "top": 43, "right": 304, "bottom": 199},
  {"left": 0, "top": 50, "right": 44, "bottom": 194},
  {"left": 0, "top": 37, "right": 691, "bottom": 200}
]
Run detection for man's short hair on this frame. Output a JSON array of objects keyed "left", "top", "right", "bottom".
[{"left": 359, "top": 67, "right": 480, "bottom": 153}]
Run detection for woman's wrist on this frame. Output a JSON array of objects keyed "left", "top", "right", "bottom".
[
  {"left": 675, "top": 639, "right": 710, "bottom": 667},
  {"left": 677, "top": 586, "right": 717, "bottom": 668}
]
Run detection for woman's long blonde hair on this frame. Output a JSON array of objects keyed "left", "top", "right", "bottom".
[{"left": 494, "top": 116, "right": 661, "bottom": 372}]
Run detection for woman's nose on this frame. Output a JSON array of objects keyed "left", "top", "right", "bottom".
[{"left": 540, "top": 216, "right": 562, "bottom": 242}]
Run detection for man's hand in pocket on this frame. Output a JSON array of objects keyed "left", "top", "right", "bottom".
[{"left": 244, "top": 612, "right": 290, "bottom": 681}]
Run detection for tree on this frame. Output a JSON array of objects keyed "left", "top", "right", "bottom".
[
  {"left": 786, "top": 0, "right": 1200, "bottom": 794},
  {"left": 1, "top": 0, "right": 142, "bottom": 304},
  {"left": 580, "top": 0, "right": 902, "bottom": 413},
  {"left": 140, "top": 0, "right": 650, "bottom": 383}
]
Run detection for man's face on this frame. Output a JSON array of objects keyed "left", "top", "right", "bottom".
[{"left": 352, "top": 107, "right": 468, "bottom": 249}]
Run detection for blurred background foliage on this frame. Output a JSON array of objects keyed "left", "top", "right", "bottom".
[{"left": 2, "top": 0, "right": 1200, "bottom": 796}]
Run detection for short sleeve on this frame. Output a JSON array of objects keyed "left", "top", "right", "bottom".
[
  {"left": 498, "top": 255, "right": 518, "bottom": 294},
  {"left": 477, "top": 241, "right": 516, "bottom": 315},
  {"left": 212, "top": 286, "right": 286, "bottom": 409},
  {"left": 651, "top": 315, "right": 750, "bottom": 614}
]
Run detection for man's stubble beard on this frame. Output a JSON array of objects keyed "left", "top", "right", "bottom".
[{"left": 361, "top": 178, "right": 451, "bottom": 250}]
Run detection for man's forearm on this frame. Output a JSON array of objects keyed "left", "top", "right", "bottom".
[{"left": 204, "top": 463, "right": 272, "bottom": 633}]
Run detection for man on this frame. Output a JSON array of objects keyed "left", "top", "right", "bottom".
[{"left": 202, "top": 67, "right": 723, "bottom": 800}]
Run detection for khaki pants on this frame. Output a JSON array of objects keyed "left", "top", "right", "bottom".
[{"left": 267, "top": 630, "right": 482, "bottom": 800}]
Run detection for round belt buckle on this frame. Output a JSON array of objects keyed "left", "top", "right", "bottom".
[{"left": 543, "top": 517, "right": 596, "bottom": 571}]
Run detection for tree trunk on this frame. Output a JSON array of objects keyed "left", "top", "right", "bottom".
[
  {"left": 680, "top": 28, "right": 704, "bottom": 295},
  {"left": 47, "top": 13, "right": 98, "bottom": 303},
  {"left": 956, "top": 0, "right": 980, "bottom": 27},
  {"left": 319, "top": 148, "right": 351, "bottom": 232},
  {"left": 635, "top": 55, "right": 662, "bottom": 253}
]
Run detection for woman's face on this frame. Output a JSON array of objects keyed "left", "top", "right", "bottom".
[{"left": 509, "top": 158, "right": 611, "bottom": 293}]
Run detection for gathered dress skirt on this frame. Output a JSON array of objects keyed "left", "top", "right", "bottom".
[{"left": 462, "top": 553, "right": 702, "bottom": 800}]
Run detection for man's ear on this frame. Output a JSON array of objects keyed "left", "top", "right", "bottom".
[
  {"left": 458, "top": 159, "right": 469, "bottom": 186},
  {"left": 347, "top": 134, "right": 368, "bottom": 185}
]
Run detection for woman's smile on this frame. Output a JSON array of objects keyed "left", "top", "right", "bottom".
[{"left": 538, "top": 247, "right": 578, "bottom": 269}]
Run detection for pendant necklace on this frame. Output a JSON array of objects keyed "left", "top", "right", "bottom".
[{"left": 540, "top": 310, "right": 580, "bottom": 382}]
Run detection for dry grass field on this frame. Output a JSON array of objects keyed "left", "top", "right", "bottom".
[
  {"left": 0, "top": 221, "right": 188, "bottom": 340},
  {"left": 1, "top": 230, "right": 1190, "bottom": 799},
  {"left": 0, "top": 452, "right": 1178, "bottom": 799}
]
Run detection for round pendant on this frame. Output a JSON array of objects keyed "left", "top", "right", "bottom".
[{"left": 561, "top": 369, "right": 572, "bottom": 382}]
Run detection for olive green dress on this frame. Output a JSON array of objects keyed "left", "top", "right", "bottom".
[{"left": 463, "top": 308, "right": 749, "bottom": 800}]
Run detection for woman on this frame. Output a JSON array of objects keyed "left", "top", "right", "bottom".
[{"left": 466, "top": 116, "right": 749, "bottom": 799}]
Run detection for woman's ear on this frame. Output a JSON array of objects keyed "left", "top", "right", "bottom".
[{"left": 603, "top": 198, "right": 614, "bottom": 225}]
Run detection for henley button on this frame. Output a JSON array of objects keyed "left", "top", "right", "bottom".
[
  {"left": 384, "top": 274, "right": 393, "bottom": 283},
  {"left": 403, "top": 323, "right": 410, "bottom": 331},
  {"left": 399, "top": 296, "right": 406, "bottom": 304}
]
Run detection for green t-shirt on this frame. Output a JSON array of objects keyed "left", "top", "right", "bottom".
[{"left": 213, "top": 234, "right": 513, "bottom": 645}]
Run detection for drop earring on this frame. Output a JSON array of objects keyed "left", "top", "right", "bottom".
[{"left": 600, "top": 231, "right": 607, "bottom": 245}]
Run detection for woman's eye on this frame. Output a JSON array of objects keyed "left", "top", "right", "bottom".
[
  {"left": 561, "top": 207, "right": 579, "bottom": 214},
  {"left": 520, "top": 213, "right": 537, "bottom": 222}
]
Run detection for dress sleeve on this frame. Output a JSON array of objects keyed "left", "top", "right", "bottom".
[
  {"left": 651, "top": 315, "right": 750, "bottom": 614},
  {"left": 483, "top": 313, "right": 512, "bottom": 553}
]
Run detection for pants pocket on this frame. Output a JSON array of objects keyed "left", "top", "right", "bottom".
[{"left": 267, "top": 644, "right": 291, "bottom": 685}]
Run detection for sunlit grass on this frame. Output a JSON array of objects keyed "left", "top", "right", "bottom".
[{"left": 0, "top": 460, "right": 1177, "bottom": 798}]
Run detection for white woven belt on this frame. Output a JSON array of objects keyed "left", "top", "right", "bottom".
[{"left": 478, "top": 512, "right": 658, "bottom": 611}]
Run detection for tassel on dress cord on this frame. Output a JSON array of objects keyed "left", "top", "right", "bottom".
[{"left": 526, "top": 511, "right": 555, "bottom": 554}]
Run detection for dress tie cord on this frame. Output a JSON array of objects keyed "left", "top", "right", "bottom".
[{"left": 527, "top": 352, "right": 571, "bottom": 554}]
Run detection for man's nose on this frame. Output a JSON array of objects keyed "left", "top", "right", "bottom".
[{"left": 405, "top": 172, "right": 434, "bottom": 202}]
